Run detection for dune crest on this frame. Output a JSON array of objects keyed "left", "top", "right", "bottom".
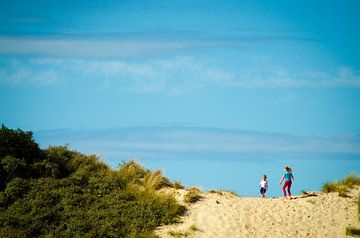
[{"left": 156, "top": 188, "right": 360, "bottom": 238}]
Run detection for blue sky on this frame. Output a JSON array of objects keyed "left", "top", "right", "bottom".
[{"left": 1, "top": 0, "right": 360, "bottom": 136}]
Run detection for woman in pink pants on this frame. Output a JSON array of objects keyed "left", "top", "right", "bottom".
[{"left": 279, "top": 166, "right": 294, "bottom": 199}]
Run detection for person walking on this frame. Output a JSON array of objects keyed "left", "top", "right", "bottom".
[
  {"left": 259, "top": 175, "right": 268, "bottom": 198},
  {"left": 279, "top": 166, "right": 294, "bottom": 199}
]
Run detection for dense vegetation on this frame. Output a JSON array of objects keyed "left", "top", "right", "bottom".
[{"left": 0, "top": 125, "right": 185, "bottom": 237}]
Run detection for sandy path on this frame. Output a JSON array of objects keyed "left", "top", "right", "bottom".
[{"left": 156, "top": 188, "right": 360, "bottom": 238}]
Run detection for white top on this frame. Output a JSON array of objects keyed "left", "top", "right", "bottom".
[{"left": 259, "top": 180, "right": 268, "bottom": 189}]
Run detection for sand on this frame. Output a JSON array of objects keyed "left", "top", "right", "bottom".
[{"left": 156, "top": 188, "right": 360, "bottom": 238}]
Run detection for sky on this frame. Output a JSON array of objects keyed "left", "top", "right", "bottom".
[{"left": 1, "top": 0, "right": 360, "bottom": 136}]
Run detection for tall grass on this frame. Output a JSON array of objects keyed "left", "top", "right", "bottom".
[
  {"left": 142, "top": 169, "right": 171, "bottom": 193},
  {"left": 322, "top": 173, "right": 360, "bottom": 197}
]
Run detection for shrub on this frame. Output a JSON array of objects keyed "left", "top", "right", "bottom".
[
  {"left": 2, "top": 178, "right": 29, "bottom": 206},
  {"left": 0, "top": 126, "right": 185, "bottom": 237},
  {"left": 118, "top": 160, "right": 148, "bottom": 186}
]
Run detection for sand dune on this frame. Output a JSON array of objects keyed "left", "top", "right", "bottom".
[{"left": 156, "top": 188, "right": 360, "bottom": 238}]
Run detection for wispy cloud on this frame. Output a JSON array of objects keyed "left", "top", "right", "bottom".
[
  {"left": 1, "top": 56, "right": 359, "bottom": 93},
  {"left": 0, "top": 59, "right": 59, "bottom": 86},
  {"left": 2, "top": 57, "right": 359, "bottom": 92},
  {"left": 34, "top": 127, "right": 360, "bottom": 164},
  {"left": 0, "top": 32, "right": 318, "bottom": 58}
]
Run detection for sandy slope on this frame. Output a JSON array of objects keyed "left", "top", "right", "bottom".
[{"left": 156, "top": 188, "right": 360, "bottom": 238}]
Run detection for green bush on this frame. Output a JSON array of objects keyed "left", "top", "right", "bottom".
[{"left": 0, "top": 125, "right": 185, "bottom": 237}]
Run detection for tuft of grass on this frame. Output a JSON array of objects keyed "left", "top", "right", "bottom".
[
  {"left": 189, "top": 224, "right": 199, "bottom": 232},
  {"left": 184, "top": 188, "right": 202, "bottom": 204},
  {"left": 168, "top": 224, "right": 199, "bottom": 237},
  {"left": 306, "top": 199, "right": 316, "bottom": 205},
  {"left": 341, "top": 174, "right": 360, "bottom": 188},
  {"left": 338, "top": 185, "right": 350, "bottom": 197},
  {"left": 346, "top": 227, "right": 360, "bottom": 236},
  {"left": 322, "top": 182, "right": 339, "bottom": 193},
  {"left": 143, "top": 170, "right": 170, "bottom": 193},
  {"left": 301, "top": 190, "right": 308, "bottom": 196},
  {"left": 172, "top": 180, "right": 184, "bottom": 189},
  {"left": 223, "top": 190, "right": 240, "bottom": 197},
  {"left": 168, "top": 230, "right": 184, "bottom": 238}
]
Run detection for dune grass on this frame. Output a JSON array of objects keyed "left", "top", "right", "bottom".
[
  {"left": 172, "top": 180, "right": 184, "bottom": 189},
  {"left": 322, "top": 173, "right": 360, "bottom": 197},
  {"left": 168, "top": 224, "right": 199, "bottom": 237},
  {"left": 184, "top": 187, "right": 202, "bottom": 203}
]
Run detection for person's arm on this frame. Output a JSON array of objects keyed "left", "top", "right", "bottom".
[
  {"left": 292, "top": 174, "right": 294, "bottom": 182},
  {"left": 265, "top": 181, "right": 268, "bottom": 190},
  {"left": 279, "top": 175, "right": 284, "bottom": 185}
]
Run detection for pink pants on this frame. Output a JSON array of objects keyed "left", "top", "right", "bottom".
[{"left": 282, "top": 180, "right": 292, "bottom": 197}]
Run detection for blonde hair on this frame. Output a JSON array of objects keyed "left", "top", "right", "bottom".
[{"left": 284, "top": 166, "right": 292, "bottom": 172}]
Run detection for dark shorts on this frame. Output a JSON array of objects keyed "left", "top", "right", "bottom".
[{"left": 260, "top": 187, "right": 267, "bottom": 194}]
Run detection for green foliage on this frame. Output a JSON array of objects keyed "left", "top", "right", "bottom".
[
  {"left": 0, "top": 125, "right": 185, "bottom": 237},
  {"left": 0, "top": 125, "right": 41, "bottom": 163},
  {"left": 0, "top": 125, "right": 42, "bottom": 190}
]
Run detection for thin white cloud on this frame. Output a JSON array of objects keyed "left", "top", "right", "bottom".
[
  {"left": 0, "top": 37, "right": 215, "bottom": 58},
  {"left": 35, "top": 127, "right": 360, "bottom": 159},
  {"left": 0, "top": 34, "right": 317, "bottom": 58},
  {"left": 1, "top": 57, "right": 360, "bottom": 91}
]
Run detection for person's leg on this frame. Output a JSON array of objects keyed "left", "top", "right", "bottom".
[
  {"left": 287, "top": 181, "right": 292, "bottom": 197},
  {"left": 282, "top": 183, "right": 287, "bottom": 197}
]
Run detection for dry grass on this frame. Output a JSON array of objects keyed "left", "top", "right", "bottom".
[
  {"left": 322, "top": 173, "right": 360, "bottom": 197},
  {"left": 143, "top": 170, "right": 171, "bottom": 193},
  {"left": 168, "top": 224, "right": 199, "bottom": 237},
  {"left": 184, "top": 188, "right": 202, "bottom": 203},
  {"left": 172, "top": 180, "right": 184, "bottom": 189}
]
